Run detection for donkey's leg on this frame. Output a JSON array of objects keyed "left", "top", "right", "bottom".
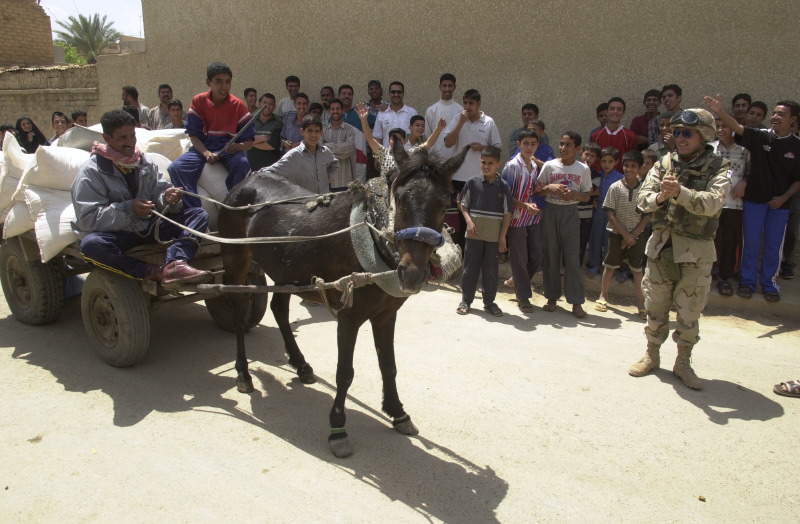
[
  {"left": 221, "top": 243, "right": 256, "bottom": 393},
  {"left": 270, "top": 292, "right": 315, "bottom": 384},
  {"left": 328, "top": 314, "right": 364, "bottom": 458},
  {"left": 371, "top": 309, "right": 418, "bottom": 436}
]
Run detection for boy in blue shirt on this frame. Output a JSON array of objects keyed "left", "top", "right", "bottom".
[
  {"left": 579, "top": 142, "right": 601, "bottom": 267},
  {"left": 457, "top": 146, "right": 513, "bottom": 317},
  {"left": 169, "top": 62, "right": 254, "bottom": 209},
  {"left": 587, "top": 146, "right": 623, "bottom": 275}
]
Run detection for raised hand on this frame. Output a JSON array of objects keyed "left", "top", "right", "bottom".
[{"left": 704, "top": 94, "right": 723, "bottom": 114}]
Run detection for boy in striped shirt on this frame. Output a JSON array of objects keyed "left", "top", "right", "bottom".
[
  {"left": 501, "top": 129, "right": 543, "bottom": 313},
  {"left": 595, "top": 150, "right": 650, "bottom": 317}
]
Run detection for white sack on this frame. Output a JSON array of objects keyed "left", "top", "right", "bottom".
[
  {"left": 23, "top": 187, "right": 79, "bottom": 262},
  {"left": 136, "top": 128, "right": 186, "bottom": 161},
  {"left": 3, "top": 201, "right": 35, "bottom": 238},
  {"left": 18, "top": 145, "right": 90, "bottom": 192},
  {"left": 197, "top": 162, "right": 229, "bottom": 231},
  {"left": 2, "top": 133, "right": 34, "bottom": 179},
  {"left": 57, "top": 125, "right": 104, "bottom": 151}
]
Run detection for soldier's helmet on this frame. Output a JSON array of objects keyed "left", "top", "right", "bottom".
[
  {"left": 669, "top": 108, "right": 717, "bottom": 142},
  {"left": 670, "top": 109, "right": 717, "bottom": 142}
]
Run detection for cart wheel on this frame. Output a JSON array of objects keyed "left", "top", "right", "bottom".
[
  {"left": 81, "top": 270, "right": 150, "bottom": 367},
  {"left": 206, "top": 263, "right": 268, "bottom": 333},
  {"left": 0, "top": 240, "right": 63, "bottom": 325}
]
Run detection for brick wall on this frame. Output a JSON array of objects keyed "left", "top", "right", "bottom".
[
  {"left": 0, "top": 0, "right": 54, "bottom": 67},
  {"left": 0, "top": 65, "right": 100, "bottom": 129}
]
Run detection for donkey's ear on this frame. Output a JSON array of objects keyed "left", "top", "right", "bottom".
[
  {"left": 439, "top": 145, "right": 470, "bottom": 180},
  {"left": 392, "top": 137, "right": 410, "bottom": 166}
]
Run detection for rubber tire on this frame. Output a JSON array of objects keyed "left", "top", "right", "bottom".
[
  {"left": 81, "top": 270, "right": 150, "bottom": 367},
  {"left": 206, "top": 263, "right": 268, "bottom": 333},
  {"left": 0, "top": 240, "right": 63, "bottom": 325}
]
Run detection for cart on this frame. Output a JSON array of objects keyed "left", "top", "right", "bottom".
[{"left": 0, "top": 231, "right": 267, "bottom": 367}]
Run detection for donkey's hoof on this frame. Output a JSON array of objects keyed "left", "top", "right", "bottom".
[
  {"left": 392, "top": 415, "right": 419, "bottom": 436},
  {"left": 328, "top": 434, "right": 352, "bottom": 458},
  {"left": 236, "top": 377, "right": 254, "bottom": 393},
  {"left": 297, "top": 364, "right": 316, "bottom": 384}
]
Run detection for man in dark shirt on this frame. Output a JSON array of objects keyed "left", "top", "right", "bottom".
[
  {"left": 706, "top": 95, "right": 800, "bottom": 301},
  {"left": 247, "top": 93, "right": 283, "bottom": 170}
]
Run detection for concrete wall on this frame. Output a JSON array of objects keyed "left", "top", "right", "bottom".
[
  {"left": 0, "top": 65, "right": 100, "bottom": 129},
  {"left": 96, "top": 0, "right": 800, "bottom": 158},
  {"left": 0, "top": 0, "right": 54, "bottom": 67}
]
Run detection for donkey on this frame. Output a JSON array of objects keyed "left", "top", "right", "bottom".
[{"left": 217, "top": 140, "right": 467, "bottom": 457}]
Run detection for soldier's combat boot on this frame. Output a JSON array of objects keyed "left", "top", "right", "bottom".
[
  {"left": 673, "top": 345, "right": 703, "bottom": 390},
  {"left": 628, "top": 342, "right": 660, "bottom": 377}
]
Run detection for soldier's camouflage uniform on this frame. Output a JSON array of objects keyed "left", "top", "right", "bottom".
[{"left": 638, "top": 145, "right": 731, "bottom": 348}]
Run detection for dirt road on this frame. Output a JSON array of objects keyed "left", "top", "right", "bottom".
[{"left": 0, "top": 282, "right": 798, "bottom": 522}]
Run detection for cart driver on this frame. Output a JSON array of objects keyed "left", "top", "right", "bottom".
[{"left": 71, "top": 109, "right": 212, "bottom": 285}]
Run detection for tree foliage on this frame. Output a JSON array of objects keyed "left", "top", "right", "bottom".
[
  {"left": 54, "top": 40, "right": 88, "bottom": 65},
  {"left": 54, "top": 14, "right": 121, "bottom": 63}
]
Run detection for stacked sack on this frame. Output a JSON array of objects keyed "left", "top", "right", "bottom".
[
  {"left": 0, "top": 126, "right": 231, "bottom": 262},
  {"left": 0, "top": 133, "right": 34, "bottom": 231}
]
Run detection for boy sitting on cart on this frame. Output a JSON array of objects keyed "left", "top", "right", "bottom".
[{"left": 71, "top": 109, "right": 211, "bottom": 285}]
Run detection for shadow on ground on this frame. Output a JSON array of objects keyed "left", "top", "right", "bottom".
[
  {"left": 655, "top": 371, "right": 784, "bottom": 425},
  {"left": 1, "top": 299, "right": 509, "bottom": 523}
]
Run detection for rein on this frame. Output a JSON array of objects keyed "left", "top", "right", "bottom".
[{"left": 149, "top": 209, "right": 385, "bottom": 244}]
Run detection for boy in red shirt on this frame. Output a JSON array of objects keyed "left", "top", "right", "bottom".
[
  {"left": 169, "top": 62, "right": 254, "bottom": 208},
  {"left": 590, "top": 97, "right": 637, "bottom": 172}
]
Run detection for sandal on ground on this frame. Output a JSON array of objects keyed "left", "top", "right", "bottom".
[
  {"left": 717, "top": 279, "right": 733, "bottom": 296},
  {"left": 518, "top": 301, "right": 535, "bottom": 313},
  {"left": 736, "top": 285, "right": 752, "bottom": 299},
  {"left": 484, "top": 303, "right": 503, "bottom": 317},
  {"left": 773, "top": 380, "right": 800, "bottom": 398},
  {"left": 456, "top": 302, "right": 470, "bottom": 315},
  {"left": 503, "top": 278, "right": 515, "bottom": 288},
  {"left": 543, "top": 300, "right": 557, "bottom": 312},
  {"left": 594, "top": 299, "right": 608, "bottom": 312},
  {"left": 638, "top": 308, "right": 648, "bottom": 320},
  {"left": 764, "top": 291, "right": 780, "bottom": 302},
  {"left": 572, "top": 304, "right": 587, "bottom": 319}
]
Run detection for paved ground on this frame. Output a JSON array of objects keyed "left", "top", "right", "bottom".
[{"left": 0, "top": 278, "right": 798, "bottom": 523}]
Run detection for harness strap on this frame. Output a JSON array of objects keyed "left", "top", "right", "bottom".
[{"left": 394, "top": 227, "right": 445, "bottom": 247}]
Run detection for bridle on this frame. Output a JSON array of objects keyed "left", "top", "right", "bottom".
[{"left": 389, "top": 167, "right": 446, "bottom": 248}]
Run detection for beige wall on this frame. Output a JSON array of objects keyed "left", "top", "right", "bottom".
[
  {"left": 0, "top": 0, "right": 54, "bottom": 67},
  {"left": 97, "top": 0, "right": 800, "bottom": 158},
  {"left": 0, "top": 65, "right": 100, "bottom": 129}
]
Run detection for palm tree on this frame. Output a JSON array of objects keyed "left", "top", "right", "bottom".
[{"left": 54, "top": 14, "right": 121, "bottom": 64}]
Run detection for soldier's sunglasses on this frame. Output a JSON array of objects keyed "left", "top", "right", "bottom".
[{"left": 673, "top": 129, "right": 695, "bottom": 139}]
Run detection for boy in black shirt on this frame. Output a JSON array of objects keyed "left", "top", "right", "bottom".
[{"left": 705, "top": 95, "right": 800, "bottom": 301}]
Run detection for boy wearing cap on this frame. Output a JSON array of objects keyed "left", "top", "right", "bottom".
[{"left": 629, "top": 108, "right": 730, "bottom": 390}]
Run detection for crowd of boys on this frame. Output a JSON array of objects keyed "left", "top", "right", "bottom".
[{"left": 3, "top": 64, "right": 800, "bottom": 394}]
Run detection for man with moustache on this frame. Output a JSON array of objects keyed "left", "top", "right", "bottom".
[
  {"left": 247, "top": 93, "right": 283, "bottom": 170},
  {"left": 323, "top": 98, "right": 356, "bottom": 191}
]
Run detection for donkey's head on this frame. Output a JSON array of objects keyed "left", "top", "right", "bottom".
[{"left": 390, "top": 141, "right": 468, "bottom": 293}]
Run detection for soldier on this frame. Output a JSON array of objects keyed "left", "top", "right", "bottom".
[{"left": 628, "top": 109, "right": 731, "bottom": 389}]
